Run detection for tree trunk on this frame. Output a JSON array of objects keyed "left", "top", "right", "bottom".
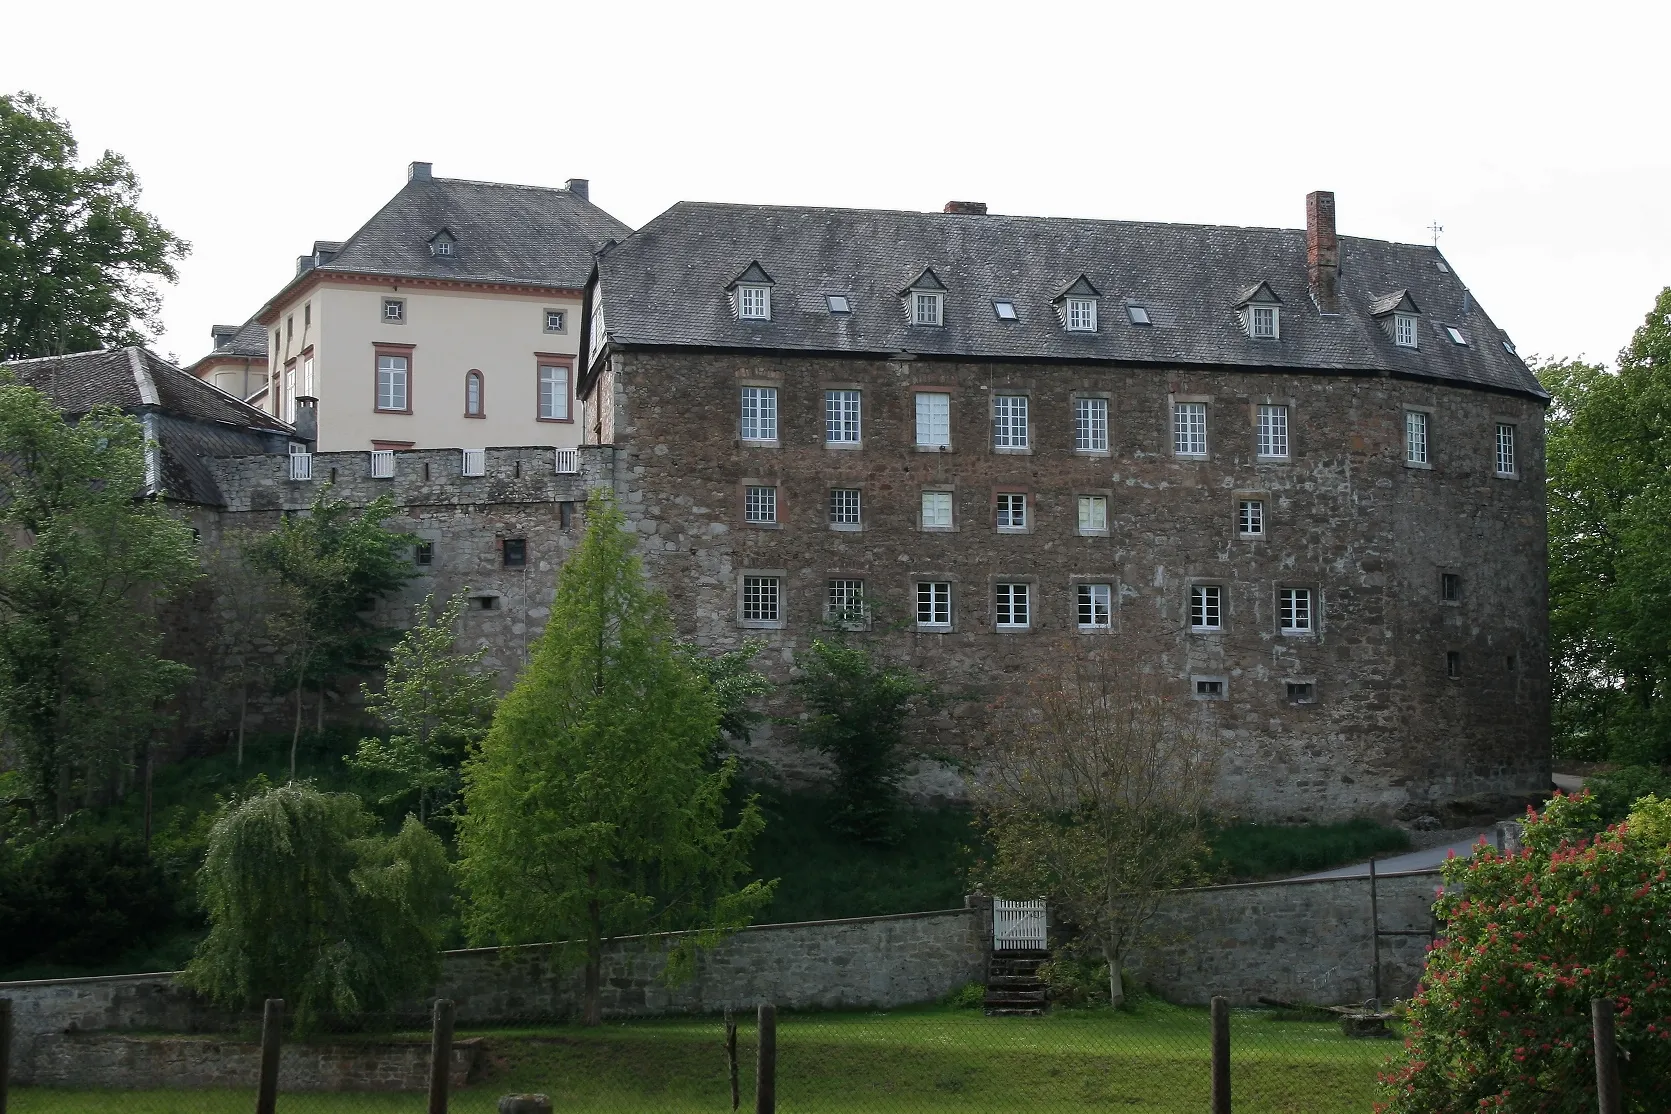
[
  {"left": 316, "top": 683, "right": 325, "bottom": 735},
  {"left": 584, "top": 896, "right": 603, "bottom": 1027},
  {"left": 291, "top": 672, "right": 305, "bottom": 779},
  {"left": 237, "top": 683, "right": 248, "bottom": 769},
  {"left": 1105, "top": 946, "right": 1125, "bottom": 1009},
  {"left": 142, "top": 742, "right": 153, "bottom": 852}
]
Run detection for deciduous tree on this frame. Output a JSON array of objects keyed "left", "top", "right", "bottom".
[
  {"left": 976, "top": 645, "right": 1221, "bottom": 1007},
  {"left": 457, "top": 491, "right": 774, "bottom": 1026},
  {"left": 0, "top": 92, "right": 188, "bottom": 360}
]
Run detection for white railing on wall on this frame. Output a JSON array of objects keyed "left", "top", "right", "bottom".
[
  {"left": 287, "top": 449, "right": 312, "bottom": 481},
  {"left": 993, "top": 898, "right": 1047, "bottom": 951},
  {"left": 553, "top": 447, "right": 580, "bottom": 475},
  {"left": 369, "top": 450, "right": 395, "bottom": 479},
  {"left": 461, "top": 449, "right": 486, "bottom": 477}
]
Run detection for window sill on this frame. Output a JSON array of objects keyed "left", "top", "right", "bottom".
[
  {"left": 1174, "top": 453, "right": 1208, "bottom": 461},
  {"left": 914, "top": 624, "right": 954, "bottom": 633},
  {"left": 1076, "top": 625, "right": 1113, "bottom": 634},
  {"left": 1075, "top": 449, "right": 1112, "bottom": 458},
  {"left": 1190, "top": 627, "right": 1223, "bottom": 635},
  {"left": 825, "top": 441, "right": 864, "bottom": 451},
  {"left": 920, "top": 525, "right": 957, "bottom": 533},
  {"left": 1077, "top": 530, "right": 1111, "bottom": 539},
  {"left": 1405, "top": 460, "right": 1432, "bottom": 470},
  {"left": 1238, "top": 531, "right": 1264, "bottom": 540},
  {"left": 375, "top": 408, "right": 413, "bottom": 415},
  {"left": 1495, "top": 472, "right": 1519, "bottom": 480},
  {"left": 739, "top": 620, "right": 785, "bottom": 630},
  {"left": 1255, "top": 455, "right": 1291, "bottom": 464},
  {"left": 996, "top": 528, "right": 1031, "bottom": 536},
  {"left": 1280, "top": 629, "right": 1316, "bottom": 638},
  {"left": 995, "top": 625, "right": 1032, "bottom": 634},
  {"left": 741, "top": 439, "right": 780, "bottom": 449},
  {"left": 914, "top": 444, "right": 954, "bottom": 453},
  {"left": 992, "top": 446, "right": 1033, "bottom": 455},
  {"left": 829, "top": 523, "right": 864, "bottom": 533},
  {"left": 745, "top": 522, "right": 784, "bottom": 530}
]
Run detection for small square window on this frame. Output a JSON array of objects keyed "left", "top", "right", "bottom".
[
  {"left": 1065, "top": 298, "right": 1098, "bottom": 332},
  {"left": 1126, "top": 304, "right": 1152, "bottom": 326},
  {"left": 1190, "top": 584, "right": 1222, "bottom": 631},
  {"left": 829, "top": 488, "right": 862, "bottom": 528},
  {"left": 738, "top": 286, "right": 771, "bottom": 320},
  {"left": 1077, "top": 583, "right": 1112, "bottom": 630},
  {"left": 1193, "top": 677, "right": 1226, "bottom": 699},
  {"left": 744, "top": 485, "right": 778, "bottom": 524},
  {"left": 1250, "top": 305, "right": 1278, "bottom": 339},
  {"left": 1238, "top": 499, "right": 1264, "bottom": 537},
  {"left": 917, "top": 581, "right": 952, "bottom": 629},
  {"left": 993, "top": 300, "right": 1017, "bottom": 321},
  {"left": 383, "top": 298, "right": 405, "bottom": 323},
  {"left": 503, "top": 538, "right": 527, "bottom": 567},
  {"left": 1446, "top": 650, "right": 1462, "bottom": 679},
  {"left": 826, "top": 579, "right": 867, "bottom": 625},
  {"left": 1286, "top": 682, "right": 1316, "bottom": 704},
  {"left": 433, "top": 239, "right": 453, "bottom": 257},
  {"left": 1077, "top": 495, "right": 1108, "bottom": 535},
  {"left": 544, "top": 309, "right": 567, "bottom": 332},
  {"left": 414, "top": 540, "right": 434, "bottom": 566},
  {"left": 1502, "top": 338, "right": 1517, "bottom": 355},
  {"left": 922, "top": 490, "right": 954, "bottom": 530},
  {"left": 826, "top": 294, "right": 851, "bottom": 314},
  {"left": 1441, "top": 572, "right": 1460, "bottom": 602},
  {"left": 995, "top": 492, "right": 1028, "bottom": 531},
  {"left": 994, "top": 583, "right": 1031, "bottom": 630},
  {"left": 1279, "top": 587, "right": 1313, "bottom": 633},
  {"left": 741, "top": 576, "right": 782, "bottom": 625}
]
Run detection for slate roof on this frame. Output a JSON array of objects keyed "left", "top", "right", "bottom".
[
  {"left": 208, "top": 317, "right": 269, "bottom": 360},
  {"left": 3, "top": 347, "right": 296, "bottom": 506},
  {"left": 280, "top": 174, "right": 632, "bottom": 297},
  {"left": 593, "top": 203, "right": 1546, "bottom": 400}
]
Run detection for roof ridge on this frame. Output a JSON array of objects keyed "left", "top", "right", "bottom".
[
  {"left": 127, "top": 346, "right": 161, "bottom": 407},
  {"left": 429, "top": 175, "right": 588, "bottom": 196}
]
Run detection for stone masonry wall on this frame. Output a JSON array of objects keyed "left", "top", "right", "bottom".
[{"left": 596, "top": 348, "right": 1551, "bottom": 820}]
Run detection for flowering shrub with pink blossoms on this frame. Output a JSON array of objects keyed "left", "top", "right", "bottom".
[{"left": 1379, "top": 791, "right": 1671, "bottom": 1113}]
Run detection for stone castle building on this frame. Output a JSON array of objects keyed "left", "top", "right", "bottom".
[{"left": 579, "top": 191, "right": 1551, "bottom": 820}]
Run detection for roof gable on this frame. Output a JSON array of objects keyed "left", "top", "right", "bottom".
[
  {"left": 727, "top": 261, "right": 775, "bottom": 289},
  {"left": 1234, "top": 281, "right": 1283, "bottom": 307},
  {"left": 1055, "top": 274, "right": 1102, "bottom": 301},
  {"left": 901, "top": 267, "right": 946, "bottom": 294},
  {"left": 1369, "top": 289, "right": 1421, "bottom": 317}
]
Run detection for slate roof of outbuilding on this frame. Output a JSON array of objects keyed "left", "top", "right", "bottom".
[
  {"left": 209, "top": 317, "right": 269, "bottom": 360},
  {"left": 293, "top": 175, "right": 633, "bottom": 293},
  {"left": 593, "top": 202, "right": 1546, "bottom": 400}
]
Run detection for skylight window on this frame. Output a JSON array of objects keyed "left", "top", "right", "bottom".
[
  {"left": 826, "top": 294, "right": 851, "bottom": 315},
  {"left": 993, "top": 301, "right": 1017, "bottom": 321},
  {"left": 1445, "top": 326, "right": 1468, "bottom": 346},
  {"left": 1502, "top": 337, "right": 1517, "bottom": 355},
  {"left": 1126, "top": 305, "right": 1152, "bottom": 326}
]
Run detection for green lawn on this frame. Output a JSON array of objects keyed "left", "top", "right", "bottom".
[{"left": 10, "top": 1005, "right": 1400, "bottom": 1113}]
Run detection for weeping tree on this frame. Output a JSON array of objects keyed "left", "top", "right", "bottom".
[
  {"left": 349, "top": 590, "right": 496, "bottom": 825},
  {"left": 976, "top": 644, "right": 1223, "bottom": 1007},
  {"left": 181, "top": 780, "right": 451, "bottom": 1032},
  {"left": 457, "top": 490, "right": 775, "bottom": 1026}
]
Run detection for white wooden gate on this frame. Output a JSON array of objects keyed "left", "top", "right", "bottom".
[{"left": 993, "top": 898, "right": 1047, "bottom": 951}]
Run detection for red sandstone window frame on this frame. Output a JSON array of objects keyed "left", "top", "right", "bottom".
[
  {"left": 373, "top": 343, "right": 416, "bottom": 414},
  {"left": 536, "top": 355, "right": 574, "bottom": 423},
  {"left": 464, "top": 370, "right": 486, "bottom": 418}
]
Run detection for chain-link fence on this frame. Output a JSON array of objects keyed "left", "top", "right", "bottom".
[{"left": 1, "top": 993, "right": 1420, "bottom": 1113}]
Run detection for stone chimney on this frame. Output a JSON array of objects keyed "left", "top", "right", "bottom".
[
  {"left": 943, "top": 200, "right": 988, "bottom": 215},
  {"left": 408, "top": 161, "right": 433, "bottom": 182},
  {"left": 1306, "top": 190, "right": 1339, "bottom": 313},
  {"left": 566, "top": 178, "right": 590, "bottom": 201}
]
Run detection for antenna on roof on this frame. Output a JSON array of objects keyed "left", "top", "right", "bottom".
[{"left": 1428, "top": 220, "right": 1444, "bottom": 248}]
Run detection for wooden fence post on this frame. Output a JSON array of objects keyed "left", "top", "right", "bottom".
[
  {"left": 1592, "top": 998, "right": 1621, "bottom": 1114},
  {"left": 724, "top": 1009, "right": 739, "bottom": 1111},
  {"left": 256, "top": 998, "right": 283, "bottom": 1114},
  {"left": 1, "top": 996, "right": 13, "bottom": 1114},
  {"left": 755, "top": 1003, "right": 776, "bottom": 1114},
  {"left": 428, "top": 999, "right": 456, "bottom": 1114},
  {"left": 1210, "top": 995, "right": 1230, "bottom": 1114}
]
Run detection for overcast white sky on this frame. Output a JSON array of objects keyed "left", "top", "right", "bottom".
[{"left": 9, "top": 0, "right": 1667, "bottom": 369}]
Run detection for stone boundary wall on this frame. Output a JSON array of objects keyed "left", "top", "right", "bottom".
[
  {"left": 1127, "top": 869, "right": 1443, "bottom": 1006},
  {"left": 16, "top": 1032, "right": 481, "bottom": 1090}
]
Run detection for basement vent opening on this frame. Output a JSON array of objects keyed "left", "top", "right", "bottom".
[
  {"left": 474, "top": 595, "right": 500, "bottom": 611},
  {"left": 1286, "top": 682, "right": 1316, "bottom": 704}
]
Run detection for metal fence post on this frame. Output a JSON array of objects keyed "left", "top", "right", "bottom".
[
  {"left": 755, "top": 1002, "right": 776, "bottom": 1114},
  {"left": 256, "top": 998, "right": 283, "bottom": 1114},
  {"left": 1593, "top": 998, "right": 1621, "bottom": 1114},
  {"left": 1, "top": 996, "right": 13, "bottom": 1114},
  {"left": 428, "top": 998, "right": 456, "bottom": 1114},
  {"left": 1211, "top": 995, "right": 1230, "bottom": 1114}
]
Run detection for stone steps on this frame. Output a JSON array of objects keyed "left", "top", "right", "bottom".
[{"left": 983, "top": 949, "right": 1049, "bottom": 1016}]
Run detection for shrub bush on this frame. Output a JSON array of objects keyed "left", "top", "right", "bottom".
[
  {"left": 1379, "top": 791, "right": 1671, "bottom": 1113},
  {"left": 0, "top": 824, "right": 179, "bottom": 967},
  {"left": 1587, "top": 765, "right": 1671, "bottom": 825}
]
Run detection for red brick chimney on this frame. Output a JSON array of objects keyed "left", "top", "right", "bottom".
[
  {"left": 1306, "top": 190, "right": 1339, "bottom": 313},
  {"left": 944, "top": 201, "right": 988, "bottom": 215}
]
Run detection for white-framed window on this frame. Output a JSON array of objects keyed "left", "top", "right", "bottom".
[
  {"left": 301, "top": 355, "right": 314, "bottom": 397},
  {"left": 1495, "top": 423, "right": 1517, "bottom": 477},
  {"left": 1077, "top": 495, "right": 1108, "bottom": 535},
  {"left": 538, "top": 364, "right": 570, "bottom": 420},
  {"left": 1190, "top": 584, "right": 1222, "bottom": 631},
  {"left": 737, "top": 285, "right": 771, "bottom": 320},
  {"left": 283, "top": 364, "right": 296, "bottom": 423},
  {"left": 912, "top": 291, "right": 943, "bottom": 326},
  {"left": 1406, "top": 410, "right": 1430, "bottom": 465},
  {"left": 921, "top": 490, "right": 954, "bottom": 530},
  {"left": 1075, "top": 396, "right": 1109, "bottom": 453},
  {"left": 915, "top": 392, "right": 951, "bottom": 448},
  {"left": 461, "top": 449, "right": 486, "bottom": 477},
  {"left": 741, "top": 575, "right": 781, "bottom": 624},
  {"left": 465, "top": 370, "right": 485, "bottom": 417},
  {"left": 1065, "top": 297, "right": 1098, "bottom": 332},
  {"left": 1250, "top": 305, "right": 1278, "bottom": 339},
  {"left": 287, "top": 446, "right": 312, "bottom": 481},
  {"left": 376, "top": 353, "right": 409, "bottom": 411},
  {"left": 826, "top": 579, "right": 867, "bottom": 624},
  {"left": 1238, "top": 499, "right": 1264, "bottom": 537},
  {"left": 383, "top": 298, "right": 405, "bottom": 323},
  {"left": 995, "top": 492, "right": 1028, "bottom": 531},
  {"left": 553, "top": 447, "right": 580, "bottom": 474},
  {"left": 744, "top": 485, "right": 777, "bottom": 524},
  {"left": 544, "top": 309, "right": 566, "bottom": 333},
  {"left": 825, "top": 389, "right": 861, "bottom": 444},
  {"left": 1174, "top": 401, "right": 1207, "bottom": 457},
  {"left": 1279, "top": 587, "right": 1313, "bottom": 633},
  {"left": 994, "top": 583, "right": 1031, "bottom": 630},
  {"left": 829, "top": 488, "right": 862, "bottom": 527},
  {"left": 740, "top": 386, "right": 778, "bottom": 442},
  {"left": 432, "top": 239, "right": 453, "bottom": 257},
  {"left": 1077, "top": 583, "right": 1112, "bottom": 630},
  {"left": 1256, "top": 404, "right": 1289, "bottom": 459},
  {"left": 916, "top": 581, "right": 952, "bottom": 628},
  {"left": 993, "top": 394, "right": 1029, "bottom": 449},
  {"left": 1394, "top": 313, "right": 1418, "bottom": 348},
  {"left": 1445, "top": 325, "right": 1468, "bottom": 346},
  {"left": 369, "top": 449, "right": 395, "bottom": 479}
]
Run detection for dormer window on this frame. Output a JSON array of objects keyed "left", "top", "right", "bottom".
[
  {"left": 902, "top": 267, "right": 947, "bottom": 327},
  {"left": 433, "top": 240, "right": 453, "bottom": 256},
  {"left": 1394, "top": 313, "right": 1418, "bottom": 348},
  {"left": 726, "top": 261, "right": 776, "bottom": 322},
  {"left": 1054, "top": 275, "right": 1101, "bottom": 333},
  {"left": 428, "top": 230, "right": 457, "bottom": 257},
  {"left": 1235, "top": 282, "right": 1282, "bottom": 340}
]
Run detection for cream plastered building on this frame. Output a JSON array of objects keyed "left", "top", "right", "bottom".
[{"left": 199, "top": 163, "right": 630, "bottom": 452}]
